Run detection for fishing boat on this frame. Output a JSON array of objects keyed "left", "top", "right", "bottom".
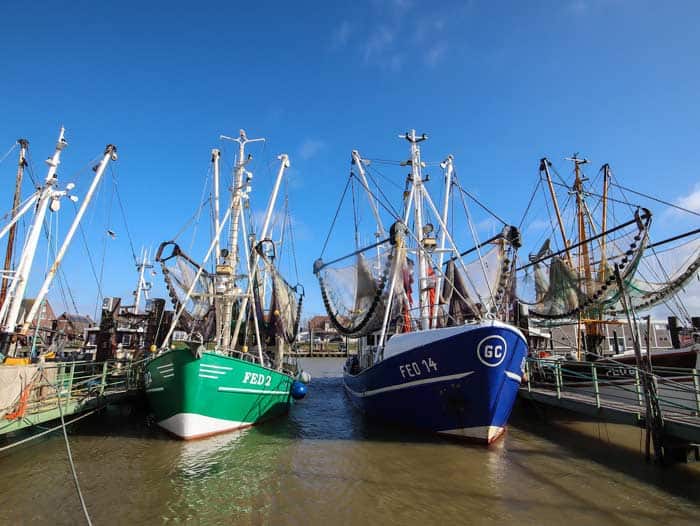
[
  {"left": 0, "top": 129, "right": 133, "bottom": 436},
  {"left": 145, "top": 130, "right": 307, "bottom": 440},
  {"left": 516, "top": 156, "right": 700, "bottom": 415},
  {"left": 314, "top": 130, "right": 528, "bottom": 443},
  {"left": 516, "top": 156, "right": 700, "bottom": 361}
]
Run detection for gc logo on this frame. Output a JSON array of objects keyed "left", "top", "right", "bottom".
[{"left": 476, "top": 335, "right": 507, "bottom": 367}]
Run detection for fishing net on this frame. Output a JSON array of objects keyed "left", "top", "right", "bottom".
[
  {"left": 156, "top": 241, "right": 215, "bottom": 337},
  {"left": 517, "top": 209, "right": 651, "bottom": 319},
  {"left": 315, "top": 242, "right": 392, "bottom": 336},
  {"left": 315, "top": 237, "right": 407, "bottom": 336},
  {"left": 439, "top": 236, "right": 515, "bottom": 323},
  {"left": 607, "top": 235, "right": 700, "bottom": 314},
  {"left": 269, "top": 268, "right": 303, "bottom": 344}
]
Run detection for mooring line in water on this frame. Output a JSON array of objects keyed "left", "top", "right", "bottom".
[
  {"left": 52, "top": 376, "right": 93, "bottom": 526},
  {"left": 0, "top": 408, "right": 99, "bottom": 453}
]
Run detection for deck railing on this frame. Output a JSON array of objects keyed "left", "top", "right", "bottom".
[
  {"left": 1, "top": 358, "right": 147, "bottom": 434},
  {"left": 524, "top": 357, "right": 700, "bottom": 419}
]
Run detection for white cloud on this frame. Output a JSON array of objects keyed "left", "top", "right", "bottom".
[
  {"left": 524, "top": 218, "right": 551, "bottom": 232},
  {"left": 476, "top": 217, "right": 499, "bottom": 236},
  {"left": 363, "top": 25, "right": 395, "bottom": 63},
  {"left": 424, "top": 41, "right": 448, "bottom": 67},
  {"left": 675, "top": 184, "right": 700, "bottom": 214},
  {"left": 334, "top": 1, "right": 462, "bottom": 72},
  {"left": 569, "top": 0, "right": 588, "bottom": 14},
  {"left": 299, "top": 139, "right": 324, "bottom": 161},
  {"left": 332, "top": 20, "right": 352, "bottom": 48}
]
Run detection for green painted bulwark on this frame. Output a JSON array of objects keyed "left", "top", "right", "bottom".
[{"left": 145, "top": 349, "right": 292, "bottom": 439}]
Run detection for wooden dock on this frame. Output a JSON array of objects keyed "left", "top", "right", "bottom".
[
  {"left": 289, "top": 350, "right": 353, "bottom": 358},
  {"left": 520, "top": 358, "right": 700, "bottom": 461},
  {"left": 0, "top": 359, "right": 145, "bottom": 436}
]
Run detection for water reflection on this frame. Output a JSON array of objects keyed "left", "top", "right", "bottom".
[{"left": 0, "top": 358, "right": 698, "bottom": 525}]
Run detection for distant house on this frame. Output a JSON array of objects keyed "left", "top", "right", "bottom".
[
  {"left": 307, "top": 315, "right": 338, "bottom": 341},
  {"left": 54, "top": 312, "right": 94, "bottom": 341},
  {"left": 18, "top": 298, "right": 56, "bottom": 332}
]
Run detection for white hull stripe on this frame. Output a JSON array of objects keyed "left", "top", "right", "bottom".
[
  {"left": 505, "top": 371, "right": 521, "bottom": 382},
  {"left": 162, "top": 373, "right": 174, "bottom": 378},
  {"left": 218, "top": 387, "right": 288, "bottom": 395},
  {"left": 439, "top": 425, "right": 505, "bottom": 442},
  {"left": 345, "top": 371, "right": 474, "bottom": 398},
  {"left": 199, "top": 374, "right": 219, "bottom": 379},
  {"left": 146, "top": 387, "right": 164, "bottom": 393},
  {"left": 158, "top": 412, "right": 252, "bottom": 439},
  {"left": 200, "top": 364, "right": 233, "bottom": 371},
  {"left": 156, "top": 364, "right": 174, "bottom": 371}
]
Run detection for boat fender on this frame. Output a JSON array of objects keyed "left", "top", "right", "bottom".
[
  {"left": 297, "top": 370, "right": 311, "bottom": 384},
  {"left": 291, "top": 380, "right": 307, "bottom": 400}
]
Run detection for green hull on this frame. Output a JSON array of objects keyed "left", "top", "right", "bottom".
[{"left": 145, "top": 349, "right": 293, "bottom": 439}]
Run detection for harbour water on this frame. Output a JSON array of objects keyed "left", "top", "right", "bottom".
[{"left": 1, "top": 358, "right": 699, "bottom": 525}]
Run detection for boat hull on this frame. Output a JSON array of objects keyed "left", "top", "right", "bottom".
[
  {"left": 145, "top": 349, "right": 293, "bottom": 439},
  {"left": 343, "top": 321, "right": 528, "bottom": 444}
]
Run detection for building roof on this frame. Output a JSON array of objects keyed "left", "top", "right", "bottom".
[{"left": 58, "top": 312, "right": 93, "bottom": 324}]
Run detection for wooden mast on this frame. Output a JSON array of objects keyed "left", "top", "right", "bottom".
[
  {"left": 540, "top": 158, "right": 573, "bottom": 267},
  {"left": 0, "top": 139, "right": 28, "bottom": 306},
  {"left": 599, "top": 163, "right": 610, "bottom": 281},
  {"left": 565, "top": 154, "right": 591, "bottom": 359}
]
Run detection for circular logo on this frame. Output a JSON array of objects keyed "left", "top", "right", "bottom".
[{"left": 476, "top": 335, "right": 508, "bottom": 367}]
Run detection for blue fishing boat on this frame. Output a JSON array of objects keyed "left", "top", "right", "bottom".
[
  {"left": 314, "top": 130, "right": 528, "bottom": 443},
  {"left": 343, "top": 321, "right": 527, "bottom": 443}
]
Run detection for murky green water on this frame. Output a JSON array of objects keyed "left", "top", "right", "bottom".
[{"left": 1, "top": 358, "right": 698, "bottom": 525}]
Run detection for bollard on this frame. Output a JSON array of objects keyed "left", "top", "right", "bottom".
[
  {"left": 555, "top": 362, "right": 561, "bottom": 399},
  {"left": 591, "top": 363, "right": 600, "bottom": 408},
  {"left": 634, "top": 368, "right": 644, "bottom": 408},
  {"left": 693, "top": 369, "right": 700, "bottom": 416}
]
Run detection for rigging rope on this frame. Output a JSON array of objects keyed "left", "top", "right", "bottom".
[
  {"left": 73, "top": 201, "right": 104, "bottom": 309},
  {"left": 52, "top": 372, "right": 93, "bottom": 526},
  {"left": 24, "top": 152, "right": 39, "bottom": 187},
  {"left": 453, "top": 177, "right": 508, "bottom": 227},
  {"left": 518, "top": 177, "right": 542, "bottom": 230},
  {"left": 320, "top": 175, "right": 352, "bottom": 258},
  {"left": 111, "top": 167, "right": 138, "bottom": 265},
  {"left": 0, "top": 142, "right": 18, "bottom": 165},
  {"left": 611, "top": 181, "right": 700, "bottom": 217}
]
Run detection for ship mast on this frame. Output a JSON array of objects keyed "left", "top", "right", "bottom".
[
  {"left": 566, "top": 154, "right": 594, "bottom": 359},
  {"left": 433, "top": 154, "right": 454, "bottom": 329},
  {"left": 133, "top": 247, "right": 153, "bottom": 314},
  {"left": 21, "top": 144, "right": 118, "bottom": 334},
  {"left": 0, "top": 139, "right": 29, "bottom": 306},
  {"left": 541, "top": 157, "right": 573, "bottom": 267},
  {"left": 229, "top": 153, "right": 290, "bottom": 362},
  {"left": 0, "top": 128, "right": 68, "bottom": 353},
  {"left": 599, "top": 163, "right": 610, "bottom": 281},
  {"left": 211, "top": 148, "right": 221, "bottom": 265},
  {"left": 405, "top": 130, "right": 429, "bottom": 330},
  {"left": 218, "top": 130, "right": 264, "bottom": 351}
]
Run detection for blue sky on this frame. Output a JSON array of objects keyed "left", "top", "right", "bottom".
[{"left": 1, "top": 0, "right": 698, "bottom": 320}]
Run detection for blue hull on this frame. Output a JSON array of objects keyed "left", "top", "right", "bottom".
[{"left": 343, "top": 321, "right": 528, "bottom": 443}]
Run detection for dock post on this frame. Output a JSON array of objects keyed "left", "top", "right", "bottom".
[
  {"left": 100, "top": 361, "right": 108, "bottom": 396},
  {"left": 555, "top": 362, "right": 561, "bottom": 399},
  {"left": 525, "top": 360, "right": 531, "bottom": 392},
  {"left": 68, "top": 363, "right": 75, "bottom": 399},
  {"left": 591, "top": 364, "right": 600, "bottom": 408},
  {"left": 635, "top": 368, "right": 643, "bottom": 408},
  {"left": 693, "top": 369, "right": 700, "bottom": 415}
]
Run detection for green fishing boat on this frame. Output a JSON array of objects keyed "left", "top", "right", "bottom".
[
  {"left": 145, "top": 349, "right": 294, "bottom": 439},
  {"left": 145, "top": 130, "right": 306, "bottom": 440}
]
